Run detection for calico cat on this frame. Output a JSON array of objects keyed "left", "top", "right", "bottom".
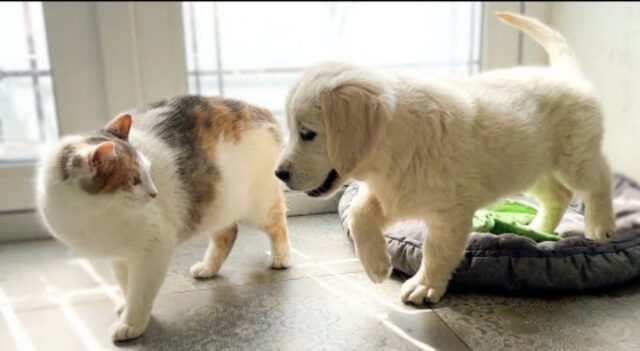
[{"left": 36, "top": 96, "right": 290, "bottom": 341}]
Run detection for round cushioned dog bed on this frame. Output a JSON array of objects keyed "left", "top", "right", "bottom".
[{"left": 339, "top": 174, "right": 640, "bottom": 292}]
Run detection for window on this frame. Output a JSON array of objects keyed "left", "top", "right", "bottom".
[
  {"left": 0, "top": 2, "right": 57, "bottom": 162},
  {"left": 182, "top": 2, "right": 482, "bottom": 134},
  {"left": 1, "top": 2, "right": 540, "bottom": 239}
]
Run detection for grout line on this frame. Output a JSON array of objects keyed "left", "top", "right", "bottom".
[
  {"left": 302, "top": 272, "right": 435, "bottom": 351},
  {"left": 160, "top": 264, "right": 365, "bottom": 297},
  {"left": 430, "top": 307, "right": 474, "bottom": 351},
  {"left": 286, "top": 257, "right": 359, "bottom": 267},
  {"left": 0, "top": 288, "right": 36, "bottom": 351},
  {"left": 0, "top": 286, "right": 121, "bottom": 310},
  {"left": 51, "top": 295, "right": 102, "bottom": 351},
  {"left": 0, "top": 246, "right": 361, "bottom": 309},
  {"left": 69, "top": 259, "right": 121, "bottom": 304},
  {"left": 0, "top": 247, "right": 425, "bottom": 316},
  {"left": 1, "top": 236, "right": 438, "bottom": 349},
  {"left": 291, "top": 247, "right": 430, "bottom": 315},
  {"left": 313, "top": 267, "right": 471, "bottom": 350},
  {"left": 0, "top": 265, "right": 360, "bottom": 311}
]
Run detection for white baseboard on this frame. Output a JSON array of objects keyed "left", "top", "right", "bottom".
[{"left": 0, "top": 210, "right": 49, "bottom": 241}]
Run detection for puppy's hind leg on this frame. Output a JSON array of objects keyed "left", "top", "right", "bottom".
[
  {"left": 558, "top": 153, "right": 615, "bottom": 241},
  {"left": 262, "top": 195, "right": 291, "bottom": 269},
  {"left": 191, "top": 225, "right": 239, "bottom": 279},
  {"left": 526, "top": 174, "right": 573, "bottom": 233}
]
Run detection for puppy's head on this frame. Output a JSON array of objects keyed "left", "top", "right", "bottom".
[{"left": 276, "top": 62, "right": 395, "bottom": 198}]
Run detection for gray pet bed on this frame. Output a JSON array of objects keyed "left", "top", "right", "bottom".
[{"left": 339, "top": 174, "right": 640, "bottom": 292}]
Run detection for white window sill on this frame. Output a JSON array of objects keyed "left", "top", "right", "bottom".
[{"left": 0, "top": 142, "right": 47, "bottom": 164}]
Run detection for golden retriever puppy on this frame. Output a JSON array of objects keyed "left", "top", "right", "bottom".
[{"left": 275, "top": 12, "right": 616, "bottom": 304}]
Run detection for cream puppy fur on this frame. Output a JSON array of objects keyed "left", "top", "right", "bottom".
[{"left": 276, "top": 13, "right": 616, "bottom": 304}]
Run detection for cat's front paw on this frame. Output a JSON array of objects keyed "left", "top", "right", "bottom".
[
  {"left": 109, "top": 320, "right": 146, "bottom": 342},
  {"left": 190, "top": 261, "right": 219, "bottom": 279}
]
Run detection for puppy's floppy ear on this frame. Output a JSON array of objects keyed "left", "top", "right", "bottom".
[{"left": 320, "top": 84, "right": 390, "bottom": 175}]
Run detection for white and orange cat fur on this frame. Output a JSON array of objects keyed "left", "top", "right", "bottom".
[{"left": 36, "top": 96, "right": 290, "bottom": 341}]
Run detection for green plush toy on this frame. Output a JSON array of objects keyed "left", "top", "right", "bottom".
[{"left": 472, "top": 200, "right": 562, "bottom": 242}]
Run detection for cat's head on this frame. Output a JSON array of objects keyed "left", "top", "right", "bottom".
[{"left": 57, "top": 114, "right": 158, "bottom": 205}]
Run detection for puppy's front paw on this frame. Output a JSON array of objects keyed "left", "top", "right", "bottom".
[
  {"left": 109, "top": 320, "right": 146, "bottom": 342},
  {"left": 586, "top": 228, "right": 615, "bottom": 242},
  {"left": 585, "top": 222, "right": 616, "bottom": 242},
  {"left": 359, "top": 251, "right": 392, "bottom": 284},
  {"left": 585, "top": 209, "right": 616, "bottom": 242},
  {"left": 401, "top": 275, "right": 447, "bottom": 305},
  {"left": 190, "top": 261, "right": 219, "bottom": 279},
  {"left": 270, "top": 254, "right": 290, "bottom": 269}
]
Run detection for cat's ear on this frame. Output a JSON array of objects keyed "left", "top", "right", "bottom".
[
  {"left": 104, "top": 114, "right": 132, "bottom": 140},
  {"left": 89, "top": 141, "right": 115, "bottom": 175}
]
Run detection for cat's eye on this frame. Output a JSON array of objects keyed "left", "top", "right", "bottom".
[
  {"left": 300, "top": 129, "right": 316, "bottom": 142},
  {"left": 132, "top": 176, "right": 141, "bottom": 185}
]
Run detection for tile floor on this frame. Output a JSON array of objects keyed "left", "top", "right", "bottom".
[{"left": 0, "top": 214, "right": 639, "bottom": 350}]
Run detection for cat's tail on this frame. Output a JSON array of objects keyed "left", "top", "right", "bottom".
[{"left": 496, "top": 12, "right": 580, "bottom": 75}]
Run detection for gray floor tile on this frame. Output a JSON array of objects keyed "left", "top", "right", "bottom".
[
  {"left": 164, "top": 216, "right": 362, "bottom": 295},
  {"left": 14, "top": 305, "right": 93, "bottom": 351},
  {"left": 0, "top": 214, "right": 362, "bottom": 312},
  {"left": 432, "top": 290, "right": 640, "bottom": 351},
  {"left": 138, "top": 278, "right": 429, "bottom": 351},
  {"left": 312, "top": 273, "right": 470, "bottom": 351},
  {"left": 3, "top": 213, "right": 639, "bottom": 351},
  {"left": 5, "top": 278, "right": 431, "bottom": 351}
]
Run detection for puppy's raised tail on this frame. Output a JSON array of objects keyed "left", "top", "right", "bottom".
[{"left": 496, "top": 12, "right": 579, "bottom": 74}]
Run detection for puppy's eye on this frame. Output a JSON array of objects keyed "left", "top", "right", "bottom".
[
  {"left": 132, "top": 175, "right": 141, "bottom": 185},
  {"left": 300, "top": 129, "right": 316, "bottom": 141}
]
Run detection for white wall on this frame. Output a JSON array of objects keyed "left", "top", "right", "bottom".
[
  {"left": 481, "top": 2, "right": 550, "bottom": 71},
  {"left": 551, "top": 3, "right": 640, "bottom": 179}
]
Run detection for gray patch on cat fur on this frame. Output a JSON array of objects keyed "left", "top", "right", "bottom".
[
  {"left": 151, "top": 96, "right": 219, "bottom": 233},
  {"left": 71, "top": 156, "right": 83, "bottom": 168},
  {"left": 249, "top": 105, "right": 283, "bottom": 145},
  {"left": 59, "top": 144, "right": 76, "bottom": 180}
]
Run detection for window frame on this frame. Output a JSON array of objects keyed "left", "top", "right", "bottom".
[{"left": 0, "top": 2, "right": 548, "bottom": 240}]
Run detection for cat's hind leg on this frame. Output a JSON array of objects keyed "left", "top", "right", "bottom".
[
  {"left": 190, "top": 224, "right": 239, "bottom": 279},
  {"left": 262, "top": 195, "right": 290, "bottom": 269}
]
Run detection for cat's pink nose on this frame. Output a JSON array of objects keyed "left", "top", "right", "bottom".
[{"left": 149, "top": 192, "right": 157, "bottom": 199}]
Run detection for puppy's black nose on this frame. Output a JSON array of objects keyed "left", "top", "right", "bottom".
[{"left": 275, "top": 169, "right": 290, "bottom": 182}]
